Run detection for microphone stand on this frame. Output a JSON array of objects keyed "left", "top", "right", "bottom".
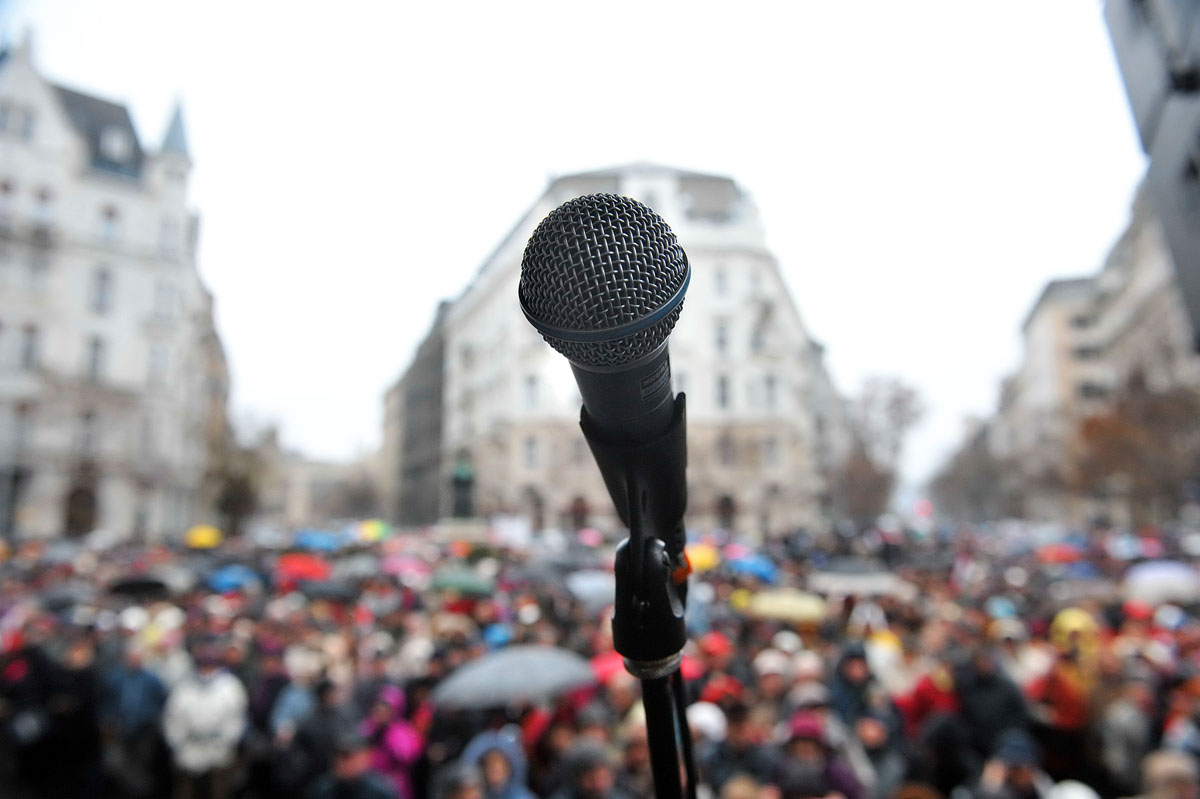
[{"left": 581, "top": 395, "right": 696, "bottom": 799}]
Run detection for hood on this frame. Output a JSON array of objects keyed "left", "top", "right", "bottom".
[{"left": 461, "top": 727, "right": 528, "bottom": 797}]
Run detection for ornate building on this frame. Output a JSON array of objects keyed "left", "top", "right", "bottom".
[
  {"left": 0, "top": 37, "right": 228, "bottom": 541},
  {"left": 384, "top": 164, "right": 846, "bottom": 537}
]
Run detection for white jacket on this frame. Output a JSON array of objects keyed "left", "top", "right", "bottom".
[{"left": 163, "top": 669, "right": 247, "bottom": 774}]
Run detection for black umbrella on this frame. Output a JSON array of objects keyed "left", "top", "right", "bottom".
[
  {"left": 41, "top": 581, "right": 98, "bottom": 612},
  {"left": 298, "top": 580, "right": 359, "bottom": 603},
  {"left": 431, "top": 645, "right": 595, "bottom": 709},
  {"left": 109, "top": 575, "right": 170, "bottom": 600}
]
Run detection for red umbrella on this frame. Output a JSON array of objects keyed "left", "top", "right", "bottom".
[
  {"left": 276, "top": 552, "right": 332, "bottom": 585},
  {"left": 1037, "top": 543, "right": 1084, "bottom": 564}
]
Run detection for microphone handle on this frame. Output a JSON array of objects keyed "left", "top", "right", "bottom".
[{"left": 571, "top": 345, "right": 676, "bottom": 446}]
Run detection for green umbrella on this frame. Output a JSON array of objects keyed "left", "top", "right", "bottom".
[{"left": 433, "top": 568, "right": 495, "bottom": 597}]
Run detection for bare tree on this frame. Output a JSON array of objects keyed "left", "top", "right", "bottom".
[{"left": 830, "top": 376, "right": 925, "bottom": 527}]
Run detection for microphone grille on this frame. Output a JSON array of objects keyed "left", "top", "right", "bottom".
[{"left": 519, "top": 194, "right": 688, "bottom": 369}]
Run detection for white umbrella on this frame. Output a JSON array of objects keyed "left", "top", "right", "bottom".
[{"left": 1123, "top": 560, "right": 1200, "bottom": 604}]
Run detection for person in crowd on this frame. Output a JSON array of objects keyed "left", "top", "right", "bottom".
[
  {"left": 48, "top": 634, "right": 104, "bottom": 798},
  {"left": 1101, "top": 676, "right": 1156, "bottom": 797},
  {"left": 953, "top": 646, "right": 1030, "bottom": 762},
  {"left": 550, "top": 741, "right": 633, "bottom": 799},
  {"left": 774, "top": 711, "right": 863, "bottom": 799},
  {"left": 459, "top": 726, "right": 534, "bottom": 799},
  {"left": 700, "top": 701, "right": 775, "bottom": 792},
  {"left": 101, "top": 639, "right": 170, "bottom": 798},
  {"left": 974, "top": 729, "right": 1052, "bottom": 799},
  {"left": 362, "top": 684, "right": 424, "bottom": 799},
  {"left": 1127, "top": 750, "right": 1200, "bottom": 799},
  {"left": 162, "top": 640, "right": 248, "bottom": 799},
  {"left": 303, "top": 728, "right": 399, "bottom": 799}
]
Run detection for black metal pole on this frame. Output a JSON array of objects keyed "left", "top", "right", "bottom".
[{"left": 641, "top": 676, "right": 684, "bottom": 799}]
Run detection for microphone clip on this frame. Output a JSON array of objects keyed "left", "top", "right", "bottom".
[{"left": 580, "top": 394, "right": 689, "bottom": 670}]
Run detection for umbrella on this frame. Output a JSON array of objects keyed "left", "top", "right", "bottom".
[
  {"left": 565, "top": 570, "right": 615, "bottom": 610},
  {"left": 808, "top": 569, "right": 913, "bottom": 599},
  {"left": 727, "top": 554, "right": 778, "bottom": 583},
  {"left": 745, "top": 589, "right": 826, "bottom": 623},
  {"left": 432, "top": 568, "right": 495, "bottom": 597},
  {"left": 357, "top": 519, "right": 392, "bottom": 544},
  {"left": 276, "top": 552, "right": 332, "bottom": 583},
  {"left": 299, "top": 580, "right": 359, "bottom": 603},
  {"left": 432, "top": 645, "right": 595, "bottom": 708},
  {"left": 185, "top": 525, "right": 223, "bottom": 550},
  {"left": 382, "top": 554, "right": 431, "bottom": 578},
  {"left": 1124, "top": 560, "right": 1200, "bottom": 604},
  {"left": 295, "top": 530, "right": 341, "bottom": 553},
  {"left": 1037, "top": 543, "right": 1084, "bottom": 564},
  {"left": 109, "top": 575, "right": 170, "bottom": 600},
  {"left": 41, "top": 581, "right": 97, "bottom": 612},
  {"left": 207, "top": 564, "right": 262, "bottom": 593},
  {"left": 685, "top": 542, "right": 720, "bottom": 573},
  {"left": 333, "top": 552, "right": 381, "bottom": 582}
]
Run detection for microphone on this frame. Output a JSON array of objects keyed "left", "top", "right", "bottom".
[
  {"left": 518, "top": 194, "right": 690, "bottom": 446},
  {"left": 520, "top": 194, "right": 697, "bottom": 799}
]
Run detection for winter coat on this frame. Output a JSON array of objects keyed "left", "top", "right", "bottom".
[
  {"left": 302, "top": 772, "right": 400, "bottom": 799},
  {"left": 163, "top": 669, "right": 247, "bottom": 774},
  {"left": 953, "top": 662, "right": 1030, "bottom": 758},
  {"left": 101, "top": 665, "right": 168, "bottom": 737},
  {"left": 461, "top": 727, "right": 536, "bottom": 799},
  {"left": 362, "top": 685, "right": 424, "bottom": 799}
]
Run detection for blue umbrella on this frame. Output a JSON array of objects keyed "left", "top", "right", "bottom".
[
  {"left": 728, "top": 554, "right": 778, "bottom": 583},
  {"left": 207, "top": 564, "right": 262, "bottom": 593},
  {"left": 295, "top": 529, "right": 341, "bottom": 552}
]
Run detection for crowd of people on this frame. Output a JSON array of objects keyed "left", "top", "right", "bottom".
[{"left": 2, "top": 522, "right": 1200, "bottom": 799}]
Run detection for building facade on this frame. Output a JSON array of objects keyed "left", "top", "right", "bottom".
[
  {"left": 0, "top": 38, "right": 227, "bottom": 541},
  {"left": 385, "top": 164, "right": 845, "bottom": 538},
  {"left": 935, "top": 181, "right": 1200, "bottom": 525}
]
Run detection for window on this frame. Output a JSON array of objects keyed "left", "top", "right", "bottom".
[
  {"left": 19, "top": 110, "right": 34, "bottom": 142},
  {"left": 571, "top": 438, "right": 588, "bottom": 467},
  {"left": 715, "top": 319, "right": 729, "bottom": 354},
  {"left": 28, "top": 252, "right": 48, "bottom": 290},
  {"left": 33, "top": 188, "right": 52, "bottom": 222},
  {"left": 86, "top": 336, "right": 106, "bottom": 382},
  {"left": 523, "top": 436, "right": 539, "bottom": 469},
  {"left": 19, "top": 325, "right": 38, "bottom": 370},
  {"left": 764, "top": 436, "right": 780, "bottom": 467},
  {"left": 764, "top": 374, "right": 778, "bottom": 409},
  {"left": 0, "top": 104, "right": 9, "bottom": 132},
  {"left": 154, "top": 282, "right": 175, "bottom": 318},
  {"left": 715, "top": 267, "right": 728, "bottom": 296},
  {"left": 160, "top": 218, "right": 179, "bottom": 258},
  {"left": 14, "top": 402, "right": 34, "bottom": 451},
  {"left": 1078, "top": 382, "right": 1108, "bottom": 400},
  {"left": 1070, "top": 314, "right": 1093, "bottom": 329},
  {"left": 524, "top": 375, "right": 539, "bottom": 410},
  {"left": 100, "top": 127, "right": 132, "bottom": 162},
  {"left": 751, "top": 325, "right": 765, "bottom": 354},
  {"left": 718, "top": 435, "right": 735, "bottom": 466},
  {"left": 1073, "top": 346, "right": 1102, "bottom": 361},
  {"left": 91, "top": 267, "right": 112, "bottom": 313},
  {"left": 100, "top": 205, "right": 119, "bottom": 241},
  {"left": 148, "top": 345, "right": 169, "bottom": 385},
  {"left": 716, "top": 375, "right": 731, "bottom": 409},
  {"left": 80, "top": 411, "right": 98, "bottom": 454}
]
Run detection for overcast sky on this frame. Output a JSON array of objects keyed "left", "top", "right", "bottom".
[{"left": 2, "top": 1, "right": 1147, "bottom": 499}]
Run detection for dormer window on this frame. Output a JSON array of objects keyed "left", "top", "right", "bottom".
[
  {"left": 100, "top": 127, "right": 132, "bottom": 162},
  {"left": 33, "top": 188, "right": 52, "bottom": 223},
  {"left": 100, "top": 205, "right": 119, "bottom": 241}
]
